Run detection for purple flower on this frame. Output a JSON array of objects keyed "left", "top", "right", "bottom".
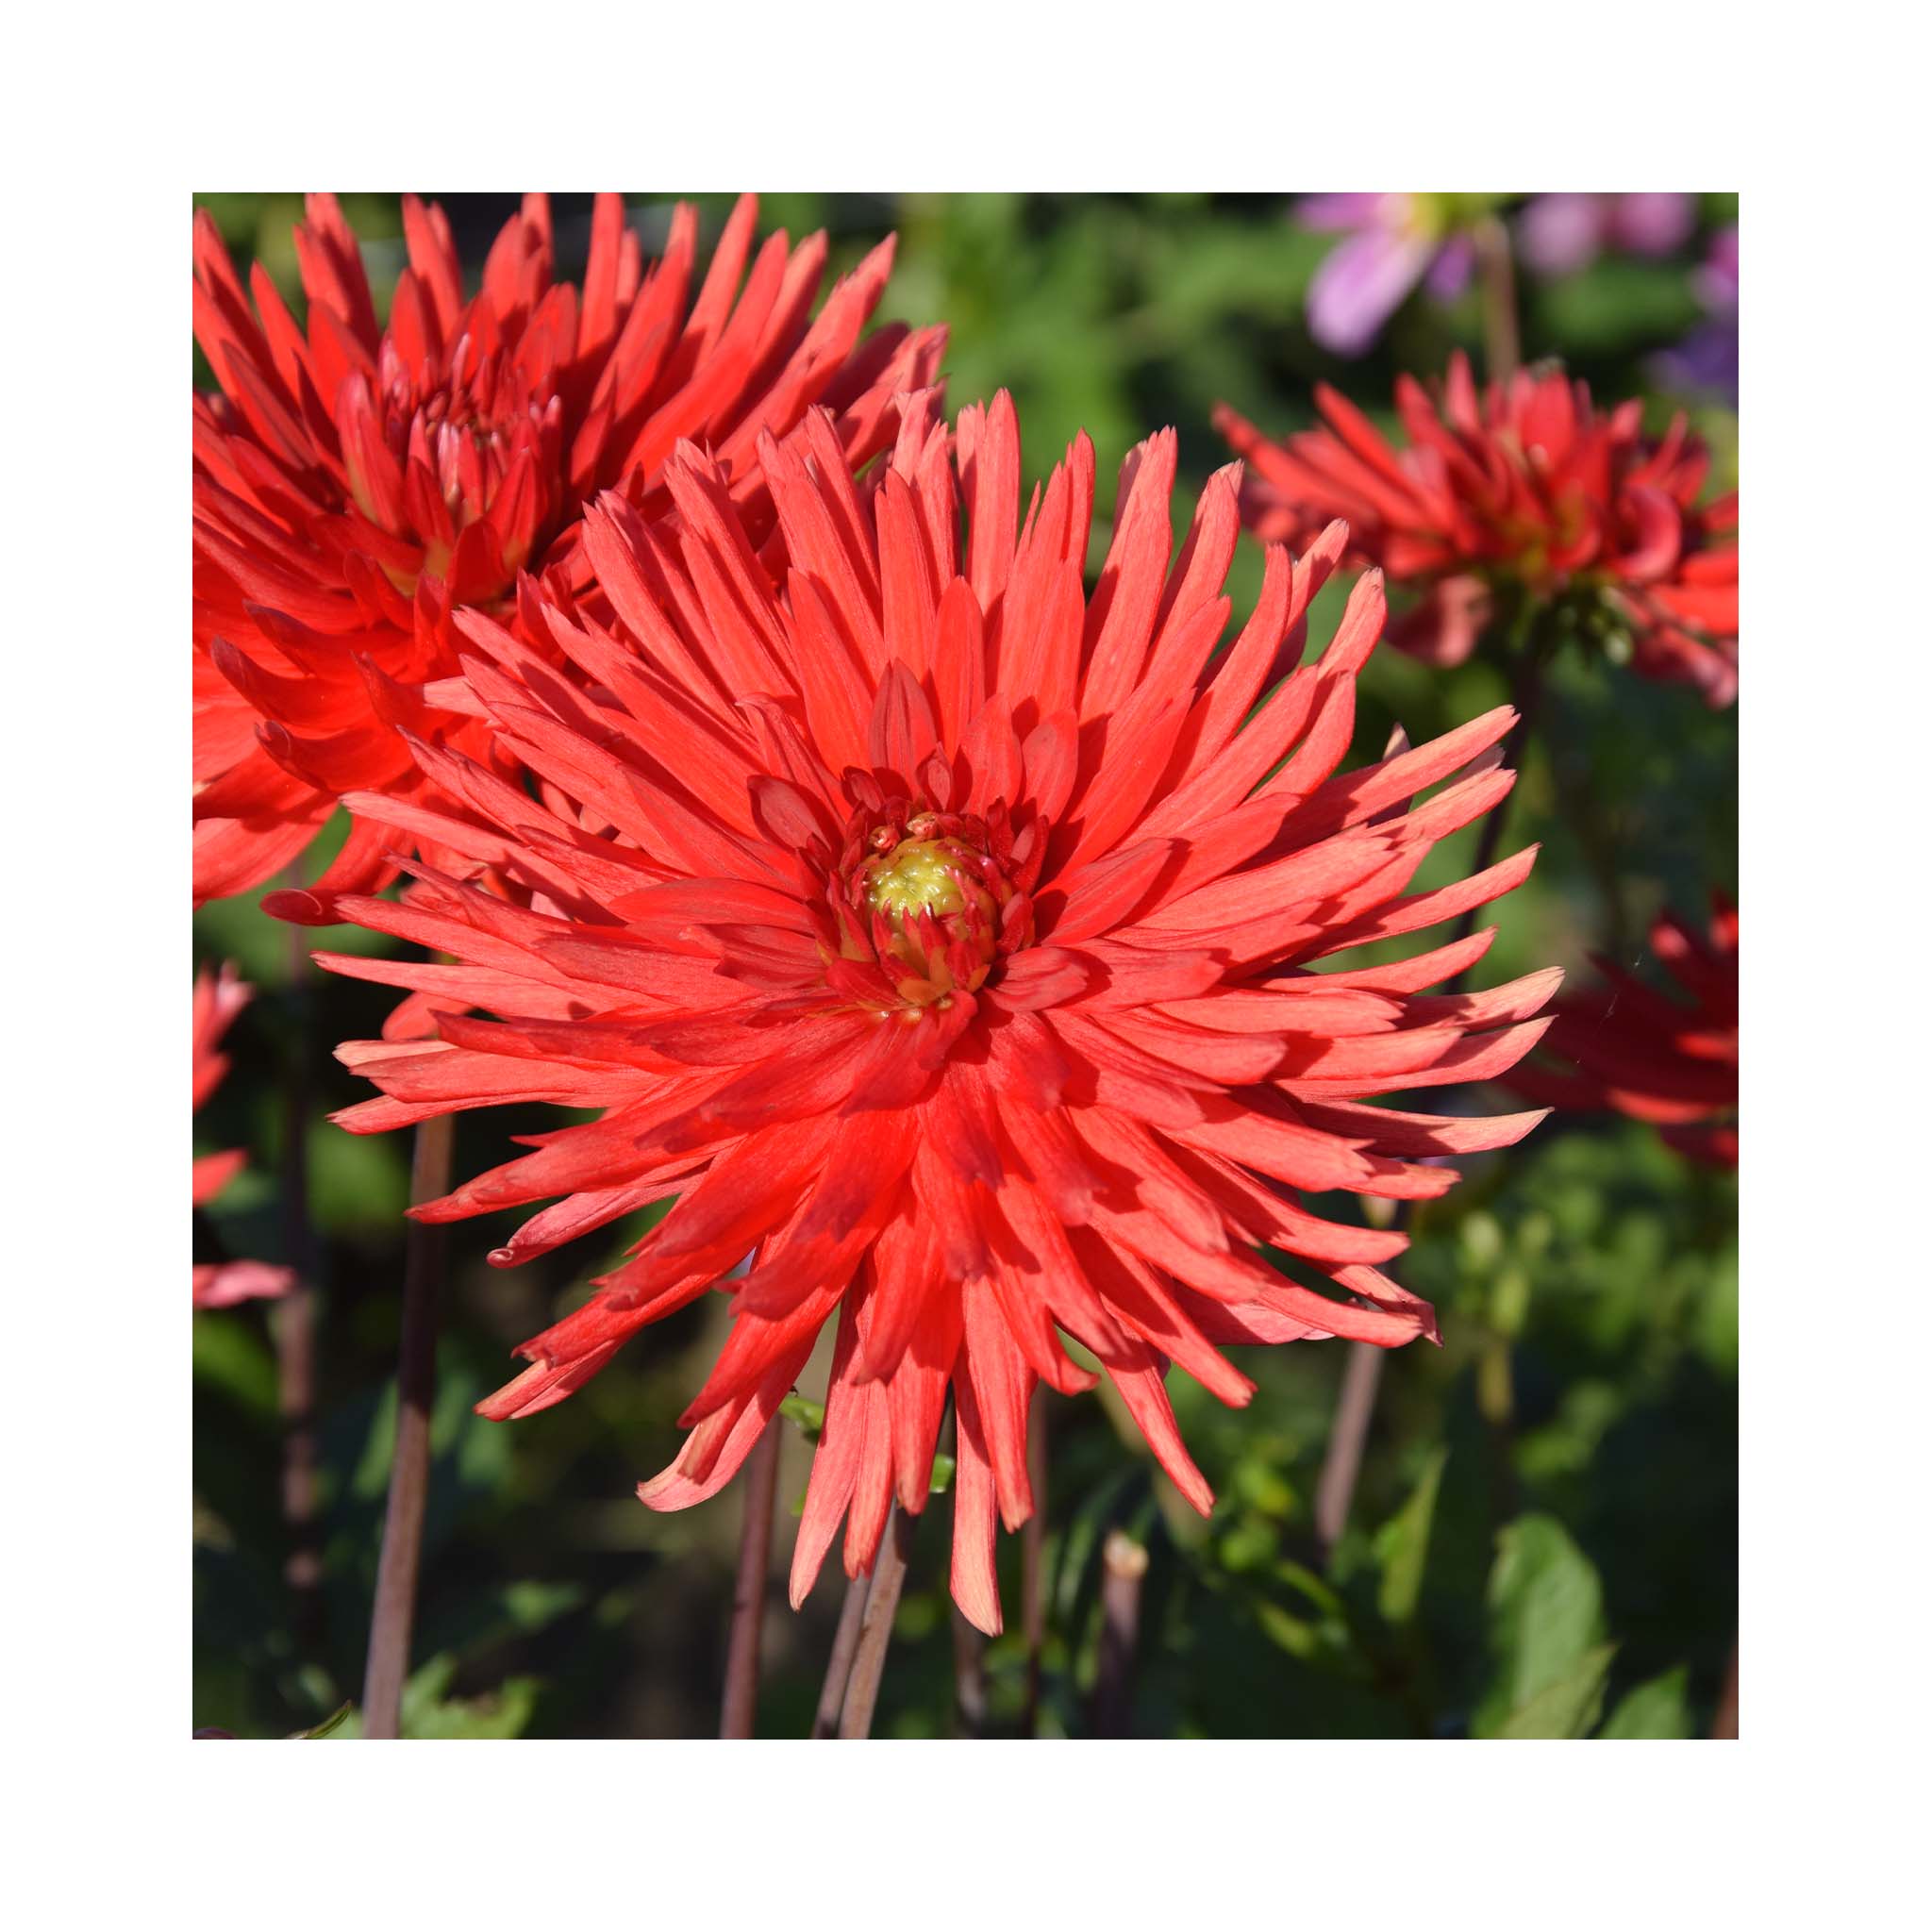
[
  {"left": 1518, "top": 192, "right": 1698, "bottom": 278},
  {"left": 1695, "top": 224, "right": 1740, "bottom": 313},
  {"left": 1653, "top": 325, "right": 1738, "bottom": 401},
  {"left": 1653, "top": 226, "right": 1738, "bottom": 404},
  {"left": 1298, "top": 194, "right": 1477, "bottom": 358}
]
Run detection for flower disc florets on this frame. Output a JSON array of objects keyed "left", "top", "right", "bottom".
[{"left": 839, "top": 804, "right": 1033, "bottom": 1009}]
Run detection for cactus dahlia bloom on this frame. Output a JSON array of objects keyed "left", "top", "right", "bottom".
[
  {"left": 1516, "top": 896, "right": 1737, "bottom": 1167},
  {"left": 193, "top": 192, "right": 944, "bottom": 906},
  {"left": 192, "top": 966, "right": 295, "bottom": 1309},
  {"left": 1214, "top": 352, "right": 1739, "bottom": 706},
  {"left": 310, "top": 391, "right": 1555, "bottom": 1634}
]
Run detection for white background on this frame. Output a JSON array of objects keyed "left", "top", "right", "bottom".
[{"left": 5, "top": 0, "right": 1924, "bottom": 1922}]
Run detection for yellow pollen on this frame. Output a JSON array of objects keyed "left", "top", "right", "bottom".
[{"left": 868, "top": 838, "right": 965, "bottom": 924}]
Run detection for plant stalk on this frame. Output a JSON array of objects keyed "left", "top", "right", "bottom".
[
  {"left": 1022, "top": 1386, "right": 1048, "bottom": 1736},
  {"left": 1091, "top": 1530, "right": 1149, "bottom": 1738},
  {"left": 276, "top": 881, "right": 322, "bottom": 1650},
  {"left": 359, "top": 1110, "right": 454, "bottom": 1740},
  {"left": 1713, "top": 1637, "right": 1739, "bottom": 1739},
  {"left": 1313, "top": 1340, "right": 1386, "bottom": 1557},
  {"left": 1459, "top": 611, "right": 1556, "bottom": 919},
  {"left": 951, "top": 1610, "right": 989, "bottom": 1737},
  {"left": 1474, "top": 216, "right": 1521, "bottom": 384},
  {"left": 810, "top": 1571, "right": 872, "bottom": 1740},
  {"left": 836, "top": 1503, "right": 918, "bottom": 1739},
  {"left": 719, "top": 1417, "right": 783, "bottom": 1739}
]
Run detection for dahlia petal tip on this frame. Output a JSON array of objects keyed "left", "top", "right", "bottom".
[
  {"left": 475, "top": 1361, "right": 547, "bottom": 1422},
  {"left": 259, "top": 889, "right": 335, "bottom": 925},
  {"left": 635, "top": 1470, "right": 686, "bottom": 1512}
]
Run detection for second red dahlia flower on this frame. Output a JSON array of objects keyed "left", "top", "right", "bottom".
[
  {"left": 1514, "top": 895, "right": 1738, "bottom": 1167},
  {"left": 309, "top": 391, "right": 1556, "bottom": 1633},
  {"left": 193, "top": 192, "right": 944, "bottom": 904},
  {"left": 1214, "top": 351, "right": 1739, "bottom": 706}
]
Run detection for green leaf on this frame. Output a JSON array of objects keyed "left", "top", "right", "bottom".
[
  {"left": 927, "top": 1452, "right": 956, "bottom": 1496},
  {"left": 324, "top": 1658, "right": 541, "bottom": 1740},
  {"left": 1475, "top": 1514, "right": 1607, "bottom": 1736},
  {"left": 1601, "top": 1665, "right": 1693, "bottom": 1740},
  {"left": 192, "top": 1309, "right": 279, "bottom": 1422},
  {"left": 1697, "top": 1245, "right": 1740, "bottom": 1378},
  {"left": 290, "top": 1701, "right": 353, "bottom": 1740},
  {"left": 308, "top": 1124, "right": 409, "bottom": 1234},
  {"left": 1374, "top": 1447, "right": 1447, "bottom": 1627},
  {"left": 1494, "top": 1643, "right": 1616, "bottom": 1739},
  {"left": 1253, "top": 1599, "right": 1320, "bottom": 1660},
  {"left": 413, "top": 1579, "right": 587, "bottom": 1667},
  {"left": 403, "top": 1674, "right": 540, "bottom": 1740},
  {"left": 779, "top": 1394, "right": 824, "bottom": 1442},
  {"left": 1532, "top": 258, "right": 1703, "bottom": 355},
  {"left": 1274, "top": 1559, "right": 1345, "bottom": 1622}
]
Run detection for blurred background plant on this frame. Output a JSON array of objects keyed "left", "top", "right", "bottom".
[{"left": 192, "top": 191, "right": 1737, "bottom": 1738}]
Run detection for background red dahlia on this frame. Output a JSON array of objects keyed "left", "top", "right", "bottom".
[
  {"left": 193, "top": 192, "right": 945, "bottom": 905},
  {"left": 1511, "top": 895, "right": 1738, "bottom": 1167},
  {"left": 1215, "top": 350, "right": 1739, "bottom": 707}
]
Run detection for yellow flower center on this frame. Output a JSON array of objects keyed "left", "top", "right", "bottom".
[{"left": 866, "top": 838, "right": 966, "bottom": 924}]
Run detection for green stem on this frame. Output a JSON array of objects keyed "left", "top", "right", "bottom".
[{"left": 1474, "top": 217, "right": 1521, "bottom": 383}]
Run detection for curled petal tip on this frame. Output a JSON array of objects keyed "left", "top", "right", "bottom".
[
  {"left": 953, "top": 1593, "right": 1003, "bottom": 1640},
  {"left": 259, "top": 889, "right": 334, "bottom": 925}
]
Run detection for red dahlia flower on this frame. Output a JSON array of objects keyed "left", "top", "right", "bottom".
[
  {"left": 1213, "top": 351, "right": 1739, "bottom": 706},
  {"left": 308, "top": 391, "right": 1555, "bottom": 1633},
  {"left": 192, "top": 965, "right": 295, "bottom": 1308},
  {"left": 193, "top": 192, "right": 944, "bottom": 905},
  {"left": 1514, "top": 895, "right": 1737, "bottom": 1166}
]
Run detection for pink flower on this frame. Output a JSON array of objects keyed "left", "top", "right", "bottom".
[
  {"left": 1297, "top": 195, "right": 1477, "bottom": 358},
  {"left": 1517, "top": 193, "right": 1698, "bottom": 278},
  {"left": 192, "top": 965, "right": 294, "bottom": 1308}
]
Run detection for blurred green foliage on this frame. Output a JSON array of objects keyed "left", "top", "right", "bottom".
[{"left": 192, "top": 192, "right": 1736, "bottom": 1738}]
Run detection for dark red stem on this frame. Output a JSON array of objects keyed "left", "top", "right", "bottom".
[
  {"left": 1713, "top": 1638, "right": 1739, "bottom": 1739},
  {"left": 836, "top": 1504, "right": 919, "bottom": 1739},
  {"left": 719, "top": 1418, "right": 782, "bottom": 1739},
  {"left": 276, "top": 886, "right": 323, "bottom": 1649},
  {"left": 1022, "top": 1386, "right": 1048, "bottom": 1735},
  {"left": 1313, "top": 1341, "right": 1386, "bottom": 1557},
  {"left": 1091, "top": 1530, "right": 1149, "bottom": 1738},
  {"left": 359, "top": 1111, "right": 453, "bottom": 1740},
  {"left": 810, "top": 1571, "right": 872, "bottom": 1740}
]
